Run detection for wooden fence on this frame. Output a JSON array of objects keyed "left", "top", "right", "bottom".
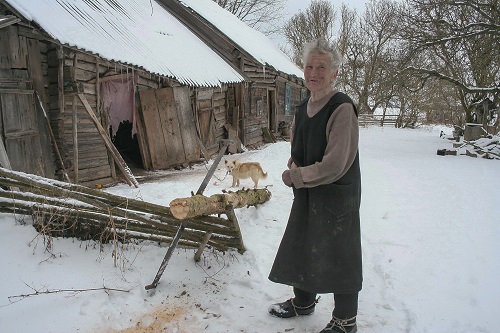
[{"left": 359, "top": 114, "right": 398, "bottom": 127}]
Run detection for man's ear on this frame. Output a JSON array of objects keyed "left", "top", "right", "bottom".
[{"left": 331, "top": 69, "right": 339, "bottom": 82}]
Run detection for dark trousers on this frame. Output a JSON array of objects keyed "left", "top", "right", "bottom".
[{"left": 293, "top": 287, "right": 358, "bottom": 319}]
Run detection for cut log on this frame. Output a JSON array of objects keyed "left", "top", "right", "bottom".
[{"left": 169, "top": 188, "right": 271, "bottom": 220}]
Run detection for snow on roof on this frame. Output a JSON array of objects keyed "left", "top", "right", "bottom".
[
  {"left": 180, "top": 0, "right": 304, "bottom": 79},
  {"left": 5, "top": 0, "right": 245, "bottom": 87}
]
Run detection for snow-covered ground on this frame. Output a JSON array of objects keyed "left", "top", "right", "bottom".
[{"left": 1, "top": 125, "right": 499, "bottom": 333}]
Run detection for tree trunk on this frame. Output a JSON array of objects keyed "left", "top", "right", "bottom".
[{"left": 169, "top": 188, "right": 271, "bottom": 220}]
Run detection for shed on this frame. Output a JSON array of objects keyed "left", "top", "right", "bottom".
[
  {"left": 161, "top": 0, "right": 306, "bottom": 148},
  {"left": 0, "top": 0, "right": 246, "bottom": 187},
  {"left": 470, "top": 98, "right": 499, "bottom": 136}
]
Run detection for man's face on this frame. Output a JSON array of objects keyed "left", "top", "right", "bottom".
[{"left": 303, "top": 52, "right": 337, "bottom": 94}]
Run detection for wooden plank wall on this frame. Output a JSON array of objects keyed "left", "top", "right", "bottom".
[
  {"left": 174, "top": 87, "right": 200, "bottom": 162},
  {"left": 243, "top": 61, "right": 271, "bottom": 148},
  {"left": 195, "top": 87, "right": 229, "bottom": 157},
  {"left": 46, "top": 47, "right": 111, "bottom": 185},
  {"left": 276, "top": 76, "right": 306, "bottom": 126},
  {"left": 43, "top": 42, "right": 225, "bottom": 185},
  {"left": 245, "top": 86, "right": 268, "bottom": 147},
  {"left": 5, "top": 20, "right": 307, "bottom": 185},
  {"left": 242, "top": 59, "right": 305, "bottom": 148},
  {"left": 43, "top": 43, "right": 178, "bottom": 186},
  {"left": 0, "top": 25, "right": 55, "bottom": 178},
  {"left": 43, "top": 42, "right": 236, "bottom": 184}
]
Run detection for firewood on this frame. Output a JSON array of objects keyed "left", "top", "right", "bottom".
[
  {"left": 0, "top": 166, "right": 265, "bottom": 253},
  {"left": 169, "top": 188, "right": 272, "bottom": 220}
]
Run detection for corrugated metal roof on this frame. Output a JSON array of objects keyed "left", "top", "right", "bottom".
[
  {"left": 180, "top": 0, "right": 304, "bottom": 78},
  {"left": 4, "top": 0, "right": 245, "bottom": 87}
]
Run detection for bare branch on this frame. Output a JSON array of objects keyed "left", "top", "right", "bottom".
[
  {"left": 405, "top": 66, "right": 500, "bottom": 93},
  {"left": 420, "top": 27, "right": 498, "bottom": 47},
  {"left": 213, "top": 0, "right": 286, "bottom": 34},
  {"left": 5, "top": 283, "right": 130, "bottom": 306}
]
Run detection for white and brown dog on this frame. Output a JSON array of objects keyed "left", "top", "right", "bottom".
[{"left": 224, "top": 159, "right": 268, "bottom": 188}]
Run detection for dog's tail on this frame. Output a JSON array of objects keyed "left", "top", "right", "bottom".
[{"left": 262, "top": 170, "right": 268, "bottom": 179}]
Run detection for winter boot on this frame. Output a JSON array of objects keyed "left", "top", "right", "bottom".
[
  {"left": 268, "top": 298, "right": 318, "bottom": 318},
  {"left": 319, "top": 315, "right": 357, "bottom": 333}
]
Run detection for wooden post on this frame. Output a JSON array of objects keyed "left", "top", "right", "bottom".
[
  {"left": 97, "top": 61, "right": 117, "bottom": 180},
  {"left": 194, "top": 232, "right": 212, "bottom": 262},
  {"left": 193, "top": 206, "right": 245, "bottom": 259},
  {"left": 72, "top": 54, "right": 79, "bottom": 182},
  {"left": 238, "top": 56, "right": 246, "bottom": 146},
  {"left": 35, "top": 92, "right": 71, "bottom": 183},
  {"left": 0, "top": 137, "right": 13, "bottom": 171},
  {"left": 482, "top": 99, "right": 489, "bottom": 129},
  {"left": 225, "top": 207, "right": 245, "bottom": 254},
  {"left": 72, "top": 94, "right": 78, "bottom": 182},
  {"left": 58, "top": 46, "right": 64, "bottom": 136}
]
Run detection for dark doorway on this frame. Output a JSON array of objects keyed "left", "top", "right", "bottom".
[{"left": 111, "top": 121, "right": 143, "bottom": 169}]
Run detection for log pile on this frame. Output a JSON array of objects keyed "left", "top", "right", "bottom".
[{"left": 0, "top": 167, "right": 272, "bottom": 253}]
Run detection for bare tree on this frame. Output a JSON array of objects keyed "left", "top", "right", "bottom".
[
  {"left": 399, "top": 0, "right": 500, "bottom": 121},
  {"left": 213, "top": 0, "right": 286, "bottom": 35},
  {"left": 280, "top": 0, "right": 499, "bottom": 127},
  {"left": 282, "top": 0, "right": 337, "bottom": 67},
  {"left": 337, "top": 0, "right": 401, "bottom": 114}
]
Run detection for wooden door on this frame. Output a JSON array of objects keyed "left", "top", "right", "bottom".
[
  {"left": 0, "top": 25, "right": 54, "bottom": 177},
  {"left": 198, "top": 108, "right": 216, "bottom": 149},
  {"left": 138, "top": 87, "right": 199, "bottom": 169},
  {"left": 0, "top": 75, "right": 52, "bottom": 177}
]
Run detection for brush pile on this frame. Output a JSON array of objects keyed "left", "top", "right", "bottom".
[
  {"left": 440, "top": 133, "right": 500, "bottom": 160},
  {"left": 0, "top": 167, "right": 271, "bottom": 253}
]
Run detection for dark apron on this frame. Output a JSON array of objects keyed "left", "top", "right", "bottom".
[{"left": 268, "top": 93, "right": 362, "bottom": 293}]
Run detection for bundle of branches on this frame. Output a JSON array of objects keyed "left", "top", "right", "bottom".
[{"left": 0, "top": 167, "right": 271, "bottom": 253}]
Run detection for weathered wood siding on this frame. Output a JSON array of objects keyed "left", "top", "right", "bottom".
[
  {"left": 194, "top": 86, "right": 234, "bottom": 157},
  {"left": 1, "top": 3, "right": 306, "bottom": 187},
  {"left": 276, "top": 76, "right": 307, "bottom": 126},
  {"left": 138, "top": 86, "right": 200, "bottom": 169},
  {"left": 46, "top": 46, "right": 113, "bottom": 185},
  {"left": 46, "top": 45, "right": 213, "bottom": 185},
  {"left": 240, "top": 58, "right": 305, "bottom": 148},
  {"left": 0, "top": 24, "right": 54, "bottom": 178},
  {"left": 43, "top": 40, "right": 241, "bottom": 185}
]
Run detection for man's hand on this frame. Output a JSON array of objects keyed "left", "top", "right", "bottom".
[{"left": 282, "top": 170, "right": 292, "bottom": 187}]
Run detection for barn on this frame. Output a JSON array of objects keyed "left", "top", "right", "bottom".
[
  {"left": 161, "top": 0, "right": 306, "bottom": 148},
  {"left": 0, "top": 0, "right": 305, "bottom": 188},
  {"left": 0, "top": 0, "right": 246, "bottom": 187}
]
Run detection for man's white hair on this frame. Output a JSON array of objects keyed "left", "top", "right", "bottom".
[{"left": 302, "top": 39, "right": 342, "bottom": 71}]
